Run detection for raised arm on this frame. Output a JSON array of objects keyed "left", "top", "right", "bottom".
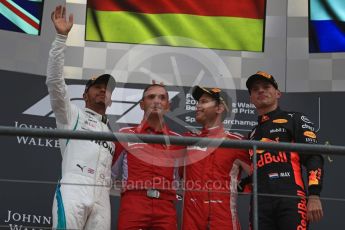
[{"left": 46, "top": 5, "right": 74, "bottom": 125}]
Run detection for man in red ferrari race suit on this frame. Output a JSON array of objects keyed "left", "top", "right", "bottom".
[
  {"left": 112, "top": 83, "right": 184, "bottom": 230},
  {"left": 243, "top": 71, "right": 324, "bottom": 230},
  {"left": 182, "top": 86, "right": 251, "bottom": 230}
]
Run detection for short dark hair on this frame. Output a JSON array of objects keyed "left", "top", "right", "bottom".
[{"left": 141, "top": 84, "right": 169, "bottom": 100}]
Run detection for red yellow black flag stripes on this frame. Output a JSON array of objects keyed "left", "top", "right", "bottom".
[{"left": 86, "top": 0, "right": 266, "bottom": 51}]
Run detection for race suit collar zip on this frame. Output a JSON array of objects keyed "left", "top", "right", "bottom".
[
  {"left": 136, "top": 120, "right": 170, "bottom": 135},
  {"left": 258, "top": 107, "right": 281, "bottom": 124},
  {"left": 84, "top": 108, "right": 109, "bottom": 124}
]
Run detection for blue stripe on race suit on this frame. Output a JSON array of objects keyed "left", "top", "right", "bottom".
[
  {"left": 66, "top": 112, "right": 79, "bottom": 146},
  {"left": 56, "top": 183, "right": 67, "bottom": 229}
]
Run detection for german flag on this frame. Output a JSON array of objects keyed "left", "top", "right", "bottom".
[{"left": 86, "top": 0, "right": 266, "bottom": 51}]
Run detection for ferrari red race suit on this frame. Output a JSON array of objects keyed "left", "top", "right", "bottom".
[
  {"left": 182, "top": 126, "right": 250, "bottom": 230},
  {"left": 247, "top": 107, "right": 324, "bottom": 230},
  {"left": 112, "top": 121, "right": 184, "bottom": 230}
]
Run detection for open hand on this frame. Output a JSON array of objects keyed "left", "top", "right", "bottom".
[{"left": 51, "top": 5, "right": 73, "bottom": 36}]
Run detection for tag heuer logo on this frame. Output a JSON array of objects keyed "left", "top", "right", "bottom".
[{"left": 23, "top": 85, "right": 179, "bottom": 124}]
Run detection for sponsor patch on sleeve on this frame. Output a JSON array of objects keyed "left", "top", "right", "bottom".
[
  {"left": 308, "top": 169, "right": 321, "bottom": 186},
  {"left": 304, "top": 131, "right": 316, "bottom": 139}
]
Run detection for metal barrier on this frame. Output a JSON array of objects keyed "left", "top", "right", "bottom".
[
  {"left": 1, "top": 125, "right": 345, "bottom": 230},
  {"left": 1, "top": 126, "right": 345, "bottom": 154}
]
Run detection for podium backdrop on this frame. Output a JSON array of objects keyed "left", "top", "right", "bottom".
[{"left": 0, "top": 70, "right": 344, "bottom": 229}]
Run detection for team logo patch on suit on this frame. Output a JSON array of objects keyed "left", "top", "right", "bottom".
[
  {"left": 272, "top": 119, "right": 288, "bottom": 124},
  {"left": 308, "top": 169, "right": 321, "bottom": 185},
  {"left": 303, "top": 131, "right": 316, "bottom": 138}
]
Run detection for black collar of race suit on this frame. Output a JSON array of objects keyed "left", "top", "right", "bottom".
[{"left": 257, "top": 107, "right": 281, "bottom": 124}]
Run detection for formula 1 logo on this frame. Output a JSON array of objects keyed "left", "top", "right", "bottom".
[{"left": 22, "top": 85, "right": 179, "bottom": 125}]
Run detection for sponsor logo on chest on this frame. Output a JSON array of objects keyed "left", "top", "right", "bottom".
[
  {"left": 91, "top": 140, "right": 114, "bottom": 155},
  {"left": 269, "top": 127, "right": 286, "bottom": 134},
  {"left": 257, "top": 151, "right": 288, "bottom": 168}
]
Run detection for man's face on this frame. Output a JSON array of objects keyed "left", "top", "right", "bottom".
[
  {"left": 84, "top": 82, "right": 112, "bottom": 108},
  {"left": 249, "top": 80, "right": 281, "bottom": 110},
  {"left": 140, "top": 85, "right": 170, "bottom": 118},
  {"left": 195, "top": 94, "right": 223, "bottom": 125}
]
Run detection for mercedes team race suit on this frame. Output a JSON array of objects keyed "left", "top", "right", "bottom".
[
  {"left": 248, "top": 107, "right": 323, "bottom": 230},
  {"left": 47, "top": 35, "right": 115, "bottom": 230}
]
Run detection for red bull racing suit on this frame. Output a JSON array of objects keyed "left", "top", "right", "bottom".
[
  {"left": 248, "top": 107, "right": 324, "bottom": 230},
  {"left": 182, "top": 126, "right": 251, "bottom": 230}
]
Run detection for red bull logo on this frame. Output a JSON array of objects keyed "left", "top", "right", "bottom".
[
  {"left": 257, "top": 151, "right": 287, "bottom": 167},
  {"left": 297, "top": 190, "right": 307, "bottom": 230},
  {"left": 249, "top": 138, "right": 283, "bottom": 167},
  {"left": 211, "top": 88, "right": 221, "bottom": 93},
  {"left": 308, "top": 168, "right": 321, "bottom": 186},
  {"left": 256, "top": 71, "right": 272, "bottom": 79}
]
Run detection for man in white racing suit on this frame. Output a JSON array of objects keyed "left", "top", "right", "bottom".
[{"left": 47, "top": 5, "right": 116, "bottom": 230}]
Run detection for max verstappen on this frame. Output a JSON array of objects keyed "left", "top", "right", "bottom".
[{"left": 244, "top": 71, "right": 324, "bottom": 230}]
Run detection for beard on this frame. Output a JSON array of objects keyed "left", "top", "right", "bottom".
[{"left": 95, "top": 95, "right": 112, "bottom": 108}]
